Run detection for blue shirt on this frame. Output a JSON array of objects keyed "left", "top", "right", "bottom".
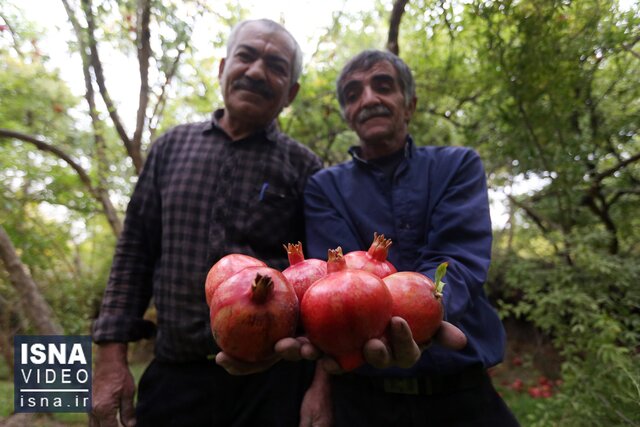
[{"left": 303, "top": 137, "right": 506, "bottom": 377}]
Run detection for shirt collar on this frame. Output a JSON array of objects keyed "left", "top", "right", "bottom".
[
  {"left": 348, "top": 134, "right": 415, "bottom": 164},
  {"left": 202, "top": 109, "right": 279, "bottom": 143}
]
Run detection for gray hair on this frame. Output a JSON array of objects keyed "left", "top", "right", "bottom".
[
  {"left": 227, "top": 19, "right": 303, "bottom": 87},
  {"left": 336, "top": 49, "right": 416, "bottom": 110}
]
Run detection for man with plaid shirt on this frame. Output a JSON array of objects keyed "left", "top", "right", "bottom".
[{"left": 90, "top": 19, "right": 322, "bottom": 427}]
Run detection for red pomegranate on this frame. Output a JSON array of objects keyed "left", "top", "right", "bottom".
[
  {"left": 383, "top": 262, "right": 448, "bottom": 344},
  {"left": 301, "top": 247, "right": 393, "bottom": 371},
  {"left": 344, "top": 233, "right": 397, "bottom": 278},
  {"left": 282, "top": 242, "right": 327, "bottom": 302},
  {"left": 209, "top": 266, "right": 298, "bottom": 362},
  {"left": 204, "top": 254, "right": 266, "bottom": 306}
]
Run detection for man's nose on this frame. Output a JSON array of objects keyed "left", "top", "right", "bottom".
[
  {"left": 245, "top": 59, "right": 267, "bottom": 81},
  {"left": 360, "top": 86, "right": 379, "bottom": 106}
]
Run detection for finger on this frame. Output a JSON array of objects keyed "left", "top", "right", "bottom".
[
  {"left": 119, "top": 394, "right": 136, "bottom": 427},
  {"left": 362, "top": 338, "right": 391, "bottom": 369},
  {"left": 91, "top": 406, "right": 119, "bottom": 427},
  {"left": 434, "top": 321, "right": 467, "bottom": 350},
  {"left": 388, "top": 317, "right": 421, "bottom": 368},
  {"left": 319, "top": 357, "right": 344, "bottom": 375},
  {"left": 88, "top": 413, "right": 100, "bottom": 427},
  {"left": 275, "top": 337, "right": 303, "bottom": 361},
  {"left": 92, "top": 415, "right": 118, "bottom": 427},
  {"left": 300, "top": 340, "right": 322, "bottom": 360}
]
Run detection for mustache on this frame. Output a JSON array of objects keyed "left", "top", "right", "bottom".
[
  {"left": 356, "top": 105, "right": 392, "bottom": 123},
  {"left": 231, "top": 77, "right": 274, "bottom": 99}
]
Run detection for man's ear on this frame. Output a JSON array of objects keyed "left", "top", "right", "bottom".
[
  {"left": 404, "top": 95, "right": 417, "bottom": 123},
  {"left": 218, "top": 58, "right": 226, "bottom": 79},
  {"left": 285, "top": 82, "right": 300, "bottom": 106}
]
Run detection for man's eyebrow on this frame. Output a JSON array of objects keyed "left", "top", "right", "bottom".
[
  {"left": 342, "top": 80, "right": 362, "bottom": 94},
  {"left": 342, "top": 72, "right": 396, "bottom": 92},
  {"left": 235, "top": 43, "right": 290, "bottom": 66},
  {"left": 371, "top": 73, "right": 396, "bottom": 84}
]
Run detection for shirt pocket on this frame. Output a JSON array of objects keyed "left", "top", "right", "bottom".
[{"left": 239, "top": 181, "right": 301, "bottom": 250}]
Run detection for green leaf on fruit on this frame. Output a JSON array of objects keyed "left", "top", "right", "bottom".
[{"left": 435, "top": 262, "right": 448, "bottom": 294}]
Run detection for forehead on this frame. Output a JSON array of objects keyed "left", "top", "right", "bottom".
[
  {"left": 342, "top": 60, "right": 398, "bottom": 86},
  {"left": 231, "top": 22, "right": 296, "bottom": 60}
]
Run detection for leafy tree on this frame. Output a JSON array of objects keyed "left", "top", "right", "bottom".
[{"left": 1, "top": 0, "right": 639, "bottom": 425}]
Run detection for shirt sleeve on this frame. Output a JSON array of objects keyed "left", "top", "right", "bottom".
[
  {"left": 413, "top": 149, "right": 492, "bottom": 324},
  {"left": 92, "top": 139, "right": 164, "bottom": 343}
]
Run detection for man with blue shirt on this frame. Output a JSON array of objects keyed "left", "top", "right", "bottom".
[{"left": 303, "top": 49, "right": 520, "bottom": 426}]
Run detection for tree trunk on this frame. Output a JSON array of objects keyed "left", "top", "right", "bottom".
[{"left": 0, "top": 225, "right": 63, "bottom": 335}]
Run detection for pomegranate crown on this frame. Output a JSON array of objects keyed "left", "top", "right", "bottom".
[
  {"left": 251, "top": 273, "right": 274, "bottom": 303},
  {"left": 367, "top": 232, "right": 392, "bottom": 260},
  {"left": 327, "top": 247, "right": 347, "bottom": 273},
  {"left": 327, "top": 246, "right": 344, "bottom": 262},
  {"left": 283, "top": 241, "right": 304, "bottom": 265}
]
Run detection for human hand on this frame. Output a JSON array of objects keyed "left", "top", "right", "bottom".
[
  {"left": 363, "top": 317, "right": 468, "bottom": 369},
  {"left": 318, "top": 318, "right": 468, "bottom": 373},
  {"left": 89, "top": 343, "right": 136, "bottom": 427},
  {"left": 276, "top": 336, "right": 322, "bottom": 361},
  {"left": 299, "top": 365, "right": 333, "bottom": 427},
  {"left": 215, "top": 336, "right": 322, "bottom": 375},
  {"left": 431, "top": 319, "right": 467, "bottom": 350}
]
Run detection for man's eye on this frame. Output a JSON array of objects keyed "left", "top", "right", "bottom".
[
  {"left": 345, "top": 91, "right": 359, "bottom": 103},
  {"left": 236, "top": 52, "right": 252, "bottom": 61},
  {"left": 270, "top": 63, "right": 287, "bottom": 75}
]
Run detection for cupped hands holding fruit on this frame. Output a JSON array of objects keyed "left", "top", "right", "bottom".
[
  {"left": 305, "top": 253, "right": 466, "bottom": 374},
  {"left": 206, "top": 238, "right": 467, "bottom": 376},
  {"left": 205, "top": 252, "right": 322, "bottom": 375}
]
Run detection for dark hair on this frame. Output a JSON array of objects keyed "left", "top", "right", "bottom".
[
  {"left": 336, "top": 49, "right": 415, "bottom": 110},
  {"left": 227, "top": 19, "right": 303, "bottom": 86}
]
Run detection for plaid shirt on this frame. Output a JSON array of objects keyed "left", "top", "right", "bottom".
[{"left": 92, "top": 109, "right": 323, "bottom": 361}]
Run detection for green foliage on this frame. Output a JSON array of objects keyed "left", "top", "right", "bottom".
[
  {"left": 1, "top": 1, "right": 639, "bottom": 425},
  {"left": 285, "top": 4, "right": 388, "bottom": 165},
  {"left": 494, "top": 234, "right": 640, "bottom": 425},
  {"left": 0, "top": 58, "right": 78, "bottom": 139}
]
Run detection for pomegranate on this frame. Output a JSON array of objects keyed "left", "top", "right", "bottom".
[
  {"left": 204, "top": 254, "right": 266, "bottom": 306},
  {"left": 209, "top": 266, "right": 298, "bottom": 362},
  {"left": 344, "top": 233, "right": 397, "bottom": 278},
  {"left": 383, "top": 262, "right": 448, "bottom": 344},
  {"left": 301, "top": 247, "right": 393, "bottom": 371},
  {"left": 282, "top": 242, "right": 327, "bottom": 302}
]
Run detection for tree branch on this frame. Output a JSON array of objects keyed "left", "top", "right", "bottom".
[
  {"left": 582, "top": 186, "right": 619, "bottom": 255},
  {"left": 0, "top": 14, "right": 25, "bottom": 58},
  {"left": 507, "top": 194, "right": 550, "bottom": 233},
  {"left": 387, "top": 0, "right": 409, "bottom": 55},
  {"left": 594, "top": 150, "right": 640, "bottom": 182},
  {"left": 61, "top": 0, "right": 112, "bottom": 216},
  {"left": 0, "top": 129, "right": 122, "bottom": 236},
  {"left": 132, "top": 0, "right": 152, "bottom": 168},
  {"left": 81, "top": 0, "right": 143, "bottom": 173},
  {"left": 149, "top": 45, "right": 186, "bottom": 142}
]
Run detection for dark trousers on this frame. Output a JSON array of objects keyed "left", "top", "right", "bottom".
[
  {"left": 331, "top": 368, "right": 521, "bottom": 427},
  {"left": 135, "top": 358, "right": 315, "bottom": 427}
]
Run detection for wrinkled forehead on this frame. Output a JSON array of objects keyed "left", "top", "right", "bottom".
[
  {"left": 341, "top": 60, "right": 398, "bottom": 87},
  {"left": 229, "top": 21, "right": 296, "bottom": 58}
]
